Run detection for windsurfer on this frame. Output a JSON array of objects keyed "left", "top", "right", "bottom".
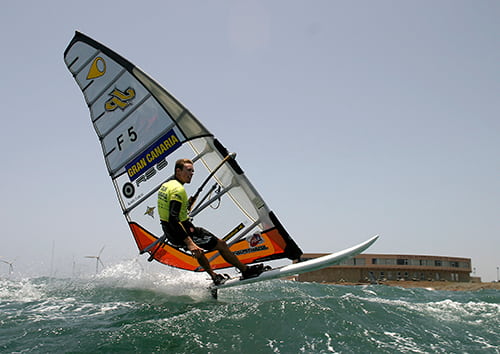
[{"left": 158, "top": 158, "right": 264, "bottom": 285}]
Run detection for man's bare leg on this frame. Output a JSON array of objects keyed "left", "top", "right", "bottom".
[
  {"left": 194, "top": 253, "right": 218, "bottom": 280},
  {"left": 214, "top": 239, "right": 247, "bottom": 272}
]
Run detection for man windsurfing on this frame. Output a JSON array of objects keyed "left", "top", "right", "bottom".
[{"left": 158, "top": 158, "right": 264, "bottom": 284}]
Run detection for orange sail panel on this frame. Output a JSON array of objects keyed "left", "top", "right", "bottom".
[{"left": 130, "top": 222, "right": 300, "bottom": 271}]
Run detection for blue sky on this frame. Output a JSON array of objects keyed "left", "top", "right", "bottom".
[{"left": 1, "top": 1, "right": 498, "bottom": 281}]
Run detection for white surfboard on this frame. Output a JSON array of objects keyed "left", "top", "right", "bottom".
[{"left": 210, "top": 234, "right": 379, "bottom": 297}]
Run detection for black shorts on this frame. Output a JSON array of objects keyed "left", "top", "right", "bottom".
[{"left": 161, "top": 222, "right": 218, "bottom": 251}]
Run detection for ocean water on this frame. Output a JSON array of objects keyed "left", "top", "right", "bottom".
[{"left": 1, "top": 262, "right": 498, "bottom": 353}]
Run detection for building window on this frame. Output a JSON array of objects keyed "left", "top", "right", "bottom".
[
  {"left": 420, "top": 259, "right": 432, "bottom": 266},
  {"left": 450, "top": 261, "right": 459, "bottom": 268},
  {"left": 435, "top": 260, "right": 442, "bottom": 267},
  {"left": 372, "top": 258, "right": 377, "bottom": 265},
  {"left": 460, "top": 262, "right": 470, "bottom": 269},
  {"left": 409, "top": 259, "right": 420, "bottom": 266},
  {"left": 397, "top": 259, "right": 409, "bottom": 265}
]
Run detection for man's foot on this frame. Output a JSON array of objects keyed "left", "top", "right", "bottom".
[
  {"left": 212, "top": 273, "right": 230, "bottom": 285},
  {"left": 241, "top": 264, "right": 265, "bottom": 279}
]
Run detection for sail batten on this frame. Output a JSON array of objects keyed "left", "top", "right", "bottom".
[{"left": 65, "top": 31, "right": 303, "bottom": 271}]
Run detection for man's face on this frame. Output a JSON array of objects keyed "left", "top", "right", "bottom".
[{"left": 177, "top": 163, "right": 194, "bottom": 184}]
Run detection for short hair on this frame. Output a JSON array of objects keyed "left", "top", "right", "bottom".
[{"left": 174, "top": 158, "right": 193, "bottom": 172}]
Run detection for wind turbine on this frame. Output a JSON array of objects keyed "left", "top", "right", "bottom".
[
  {"left": 0, "top": 259, "right": 14, "bottom": 275},
  {"left": 85, "top": 246, "right": 105, "bottom": 274}
]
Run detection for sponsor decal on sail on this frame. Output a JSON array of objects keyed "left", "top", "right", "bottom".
[{"left": 125, "top": 129, "right": 181, "bottom": 181}]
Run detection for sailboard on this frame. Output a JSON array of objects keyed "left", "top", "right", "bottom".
[
  {"left": 210, "top": 235, "right": 378, "bottom": 297},
  {"left": 63, "top": 32, "right": 378, "bottom": 295}
]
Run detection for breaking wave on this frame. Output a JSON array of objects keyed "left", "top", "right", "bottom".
[{"left": 1, "top": 260, "right": 498, "bottom": 353}]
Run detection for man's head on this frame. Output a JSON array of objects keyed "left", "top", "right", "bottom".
[{"left": 174, "top": 158, "right": 194, "bottom": 184}]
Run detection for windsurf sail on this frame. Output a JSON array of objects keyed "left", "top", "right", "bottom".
[{"left": 64, "top": 31, "right": 303, "bottom": 271}]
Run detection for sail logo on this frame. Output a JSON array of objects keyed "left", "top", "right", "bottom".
[
  {"left": 248, "top": 233, "right": 264, "bottom": 247},
  {"left": 87, "top": 57, "right": 106, "bottom": 79},
  {"left": 122, "top": 158, "right": 168, "bottom": 200},
  {"left": 125, "top": 129, "right": 182, "bottom": 182},
  {"left": 234, "top": 245, "right": 268, "bottom": 256},
  {"left": 144, "top": 206, "right": 156, "bottom": 218},
  {"left": 105, "top": 87, "right": 136, "bottom": 111}
]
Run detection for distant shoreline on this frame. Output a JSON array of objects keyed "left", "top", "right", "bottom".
[{"left": 327, "top": 280, "right": 500, "bottom": 291}]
